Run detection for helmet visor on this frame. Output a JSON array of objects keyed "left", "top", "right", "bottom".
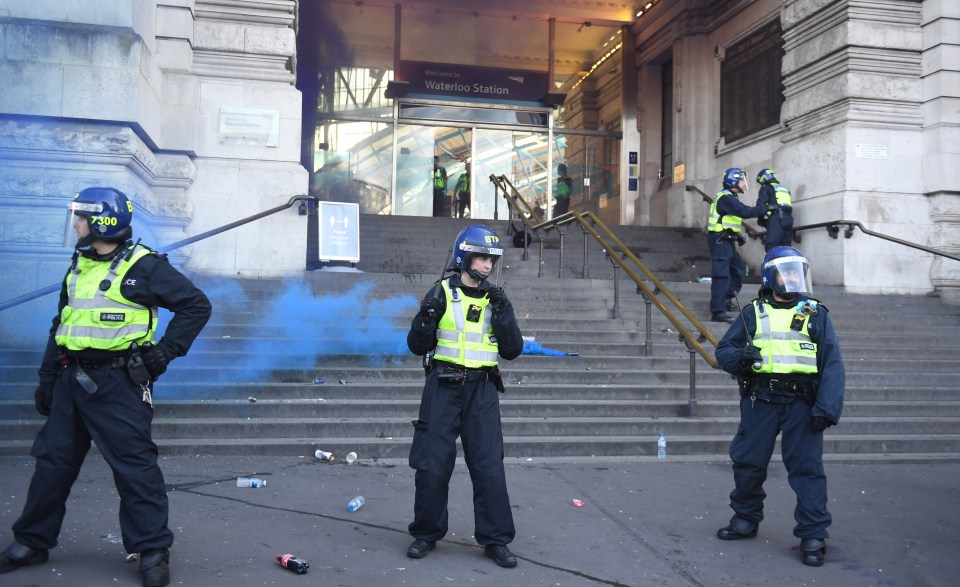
[
  {"left": 64, "top": 201, "right": 102, "bottom": 248},
  {"left": 765, "top": 256, "right": 810, "bottom": 295}
]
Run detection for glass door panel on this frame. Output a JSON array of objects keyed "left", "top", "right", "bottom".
[{"left": 474, "top": 129, "right": 550, "bottom": 221}]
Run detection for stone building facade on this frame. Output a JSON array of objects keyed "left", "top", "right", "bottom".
[{"left": 0, "top": 0, "right": 956, "bottom": 314}]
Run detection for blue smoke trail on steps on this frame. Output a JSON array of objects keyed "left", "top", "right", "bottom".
[{"left": 168, "top": 277, "right": 420, "bottom": 391}]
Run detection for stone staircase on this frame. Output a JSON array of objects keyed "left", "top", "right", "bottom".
[{"left": 1, "top": 215, "right": 959, "bottom": 463}]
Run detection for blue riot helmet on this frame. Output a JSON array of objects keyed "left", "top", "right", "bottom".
[
  {"left": 761, "top": 246, "right": 811, "bottom": 299},
  {"left": 756, "top": 168, "right": 779, "bottom": 185},
  {"left": 446, "top": 224, "right": 504, "bottom": 285},
  {"left": 722, "top": 167, "right": 748, "bottom": 192},
  {"left": 65, "top": 187, "right": 134, "bottom": 249}
]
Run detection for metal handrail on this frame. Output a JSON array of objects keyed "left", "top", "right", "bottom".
[
  {"left": 489, "top": 175, "right": 719, "bottom": 366},
  {"left": 793, "top": 220, "right": 960, "bottom": 262},
  {"left": 685, "top": 185, "right": 959, "bottom": 263},
  {"left": 0, "top": 195, "right": 319, "bottom": 312}
]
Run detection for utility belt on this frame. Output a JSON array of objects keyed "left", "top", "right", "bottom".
[
  {"left": 67, "top": 355, "right": 127, "bottom": 370},
  {"left": 716, "top": 228, "right": 746, "bottom": 245},
  {"left": 739, "top": 376, "right": 818, "bottom": 406},
  {"left": 59, "top": 343, "right": 155, "bottom": 401},
  {"left": 433, "top": 360, "right": 505, "bottom": 393}
]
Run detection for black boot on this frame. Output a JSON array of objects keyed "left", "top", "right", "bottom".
[
  {"left": 0, "top": 541, "right": 49, "bottom": 574},
  {"left": 711, "top": 312, "right": 735, "bottom": 323},
  {"left": 800, "top": 538, "right": 826, "bottom": 567},
  {"left": 139, "top": 548, "right": 170, "bottom": 587},
  {"left": 716, "top": 515, "right": 758, "bottom": 540},
  {"left": 406, "top": 539, "right": 435, "bottom": 559},
  {"left": 484, "top": 544, "right": 517, "bottom": 568}
]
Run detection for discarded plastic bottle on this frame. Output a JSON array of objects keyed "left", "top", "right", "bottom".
[
  {"left": 347, "top": 496, "right": 366, "bottom": 512},
  {"left": 315, "top": 449, "right": 335, "bottom": 462},
  {"left": 345, "top": 451, "right": 358, "bottom": 464},
  {"left": 657, "top": 433, "right": 667, "bottom": 460},
  {"left": 237, "top": 476, "right": 266, "bottom": 488},
  {"left": 276, "top": 553, "right": 309, "bottom": 574}
]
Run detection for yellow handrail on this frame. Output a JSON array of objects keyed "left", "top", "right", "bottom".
[{"left": 490, "top": 174, "right": 719, "bottom": 368}]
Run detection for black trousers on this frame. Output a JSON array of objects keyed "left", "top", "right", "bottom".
[
  {"left": 408, "top": 368, "right": 515, "bottom": 546},
  {"left": 763, "top": 215, "right": 794, "bottom": 251},
  {"left": 12, "top": 364, "right": 172, "bottom": 553},
  {"left": 728, "top": 396, "right": 831, "bottom": 539},
  {"left": 708, "top": 234, "right": 744, "bottom": 313},
  {"left": 433, "top": 189, "right": 447, "bottom": 217},
  {"left": 553, "top": 197, "right": 570, "bottom": 217}
]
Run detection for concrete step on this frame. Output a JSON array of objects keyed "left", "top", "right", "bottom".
[
  {"left": 4, "top": 433, "right": 957, "bottom": 459},
  {"left": 6, "top": 416, "right": 958, "bottom": 443}
]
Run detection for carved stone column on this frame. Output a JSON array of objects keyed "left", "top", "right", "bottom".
[{"left": 780, "top": 0, "right": 929, "bottom": 295}]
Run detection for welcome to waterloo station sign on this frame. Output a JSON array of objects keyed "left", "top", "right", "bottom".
[{"left": 396, "top": 61, "right": 549, "bottom": 103}]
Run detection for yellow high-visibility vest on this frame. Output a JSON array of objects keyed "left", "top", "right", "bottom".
[
  {"left": 55, "top": 246, "right": 157, "bottom": 351},
  {"left": 707, "top": 190, "right": 743, "bottom": 233},
  {"left": 433, "top": 279, "right": 499, "bottom": 368},
  {"left": 751, "top": 300, "right": 818, "bottom": 375}
]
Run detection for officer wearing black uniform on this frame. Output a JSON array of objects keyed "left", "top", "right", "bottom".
[
  {"left": 707, "top": 167, "right": 763, "bottom": 322},
  {"left": 755, "top": 169, "right": 794, "bottom": 252},
  {"left": 405, "top": 224, "right": 523, "bottom": 568},
  {"left": 714, "top": 246, "right": 844, "bottom": 567},
  {"left": 0, "top": 187, "right": 212, "bottom": 587}
]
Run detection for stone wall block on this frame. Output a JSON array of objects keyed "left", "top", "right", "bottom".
[{"left": 194, "top": 21, "right": 244, "bottom": 52}]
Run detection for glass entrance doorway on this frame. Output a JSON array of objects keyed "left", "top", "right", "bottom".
[
  {"left": 393, "top": 101, "right": 552, "bottom": 220},
  {"left": 311, "top": 98, "right": 622, "bottom": 222}
]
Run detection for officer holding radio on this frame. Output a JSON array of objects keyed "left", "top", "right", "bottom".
[
  {"left": 405, "top": 224, "right": 523, "bottom": 569},
  {"left": 0, "top": 187, "right": 211, "bottom": 587}
]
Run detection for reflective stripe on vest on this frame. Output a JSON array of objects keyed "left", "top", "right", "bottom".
[
  {"left": 433, "top": 280, "right": 499, "bottom": 368},
  {"left": 55, "top": 246, "right": 157, "bottom": 351},
  {"left": 752, "top": 301, "right": 818, "bottom": 374},
  {"left": 707, "top": 191, "right": 743, "bottom": 233},
  {"left": 556, "top": 178, "right": 571, "bottom": 198},
  {"left": 772, "top": 183, "right": 792, "bottom": 207},
  {"left": 434, "top": 169, "right": 446, "bottom": 189}
]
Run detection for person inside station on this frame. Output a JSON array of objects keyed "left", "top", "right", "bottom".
[
  {"left": 713, "top": 246, "right": 845, "bottom": 568},
  {"left": 706, "top": 167, "right": 764, "bottom": 322},
  {"left": 553, "top": 162, "right": 573, "bottom": 217},
  {"left": 405, "top": 224, "right": 523, "bottom": 569},
  {"left": 453, "top": 161, "right": 471, "bottom": 219},
  {"left": 0, "top": 187, "right": 212, "bottom": 587},
  {"left": 432, "top": 156, "right": 448, "bottom": 218},
  {"left": 755, "top": 168, "right": 795, "bottom": 252}
]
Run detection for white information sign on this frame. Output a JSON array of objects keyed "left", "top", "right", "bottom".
[
  {"left": 219, "top": 107, "right": 280, "bottom": 147},
  {"left": 855, "top": 143, "right": 888, "bottom": 159},
  {"left": 317, "top": 201, "right": 360, "bottom": 263}
]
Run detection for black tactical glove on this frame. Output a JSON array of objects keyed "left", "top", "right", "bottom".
[
  {"left": 487, "top": 287, "right": 507, "bottom": 312},
  {"left": 418, "top": 297, "right": 442, "bottom": 321},
  {"left": 735, "top": 234, "right": 746, "bottom": 246},
  {"left": 34, "top": 383, "right": 54, "bottom": 416},
  {"left": 739, "top": 345, "right": 762, "bottom": 370},
  {"left": 141, "top": 343, "right": 169, "bottom": 381},
  {"left": 809, "top": 416, "right": 832, "bottom": 433}
]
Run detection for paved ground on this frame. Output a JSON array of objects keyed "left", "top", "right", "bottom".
[{"left": 0, "top": 454, "right": 957, "bottom": 587}]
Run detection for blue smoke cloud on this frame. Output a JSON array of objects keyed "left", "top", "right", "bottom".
[{"left": 172, "top": 277, "right": 420, "bottom": 389}]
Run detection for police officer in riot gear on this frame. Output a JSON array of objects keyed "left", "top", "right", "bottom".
[
  {"left": 0, "top": 187, "right": 211, "bottom": 587},
  {"left": 707, "top": 167, "right": 764, "bottom": 322},
  {"left": 755, "top": 169, "right": 794, "bottom": 251},
  {"left": 714, "top": 246, "right": 844, "bottom": 567},
  {"left": 406, "top": 224, "right": 523, "bottom": 568}
]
